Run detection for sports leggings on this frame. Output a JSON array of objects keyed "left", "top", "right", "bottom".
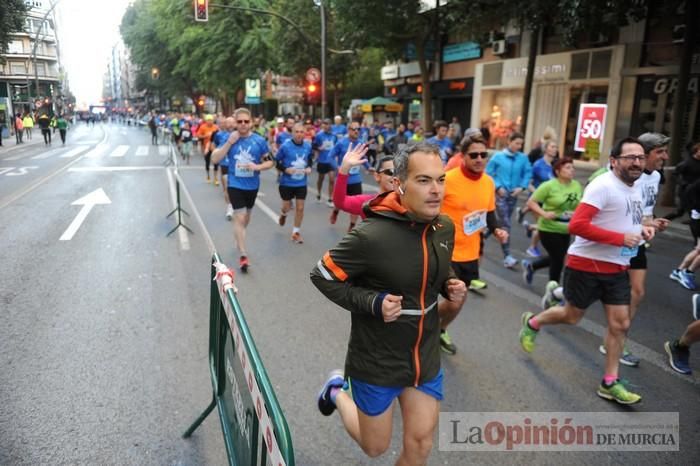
[
  {"left": 531, "top": 231, "right": 571, "bottom": 283},
  {"left": 204, "top": 150, "right": 218, "bottom": 174}
]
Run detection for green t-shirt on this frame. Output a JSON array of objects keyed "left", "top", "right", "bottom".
[
  {"left": 532, "top": 178, "right": 583, "bottom": 234},
  {"left": 56, "top": 118, "right": 68, "bottom": 130}
]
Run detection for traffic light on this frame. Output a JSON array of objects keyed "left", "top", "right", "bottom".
[
  {"left": 306, "top": 83, "right": 319, "bottom": 104},
  {"left": 194, "top": 0, "right": 208, "bottom": 22},
  {"left": 197, "top": 96, "right": 205, "bottom": 107}
]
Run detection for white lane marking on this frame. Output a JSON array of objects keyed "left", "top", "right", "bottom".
[
  {"left": 255, "top": 197, "right": 280, "bottom": 224},
  {"left": 31, "top": 147, "right": 67, "bottom": 159},
  {"left": 135, "top": 145, "right": 149, "bottom": 156},
  {"left": 479, "top": 269, "right": 700, "bottom": 387},
  {"left": 109, "top": 145, "right": 129, "bottom": 157},
  {"left": 5, "top": 166, "right": 39, "bottom": 176},
  {"left": 166, "top": 169, "right": 190, "bottom": 251},
  {"left": 60, "top": 146, "right": 90, "bottom": 158},
  {"left": 85, "top": 144, "right": 109, "bottom": 158},
  {"left": 59, "top": 188, "right": 111, "bottom": 241},
  {"left": 68, "top": 166, "right": 164, "bottom": 172},
  {"left": 172, "top": 169, "right": 215, "bottom": 255}
]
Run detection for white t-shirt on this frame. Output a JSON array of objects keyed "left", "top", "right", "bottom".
[
  {"left": 636, "top": 170, "right": 661, "bottom": 217},
  {"left": 568, "top": 171, "right": 643, "bottom": 266}
]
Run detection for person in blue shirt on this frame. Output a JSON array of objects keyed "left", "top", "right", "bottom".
[
  {"left": 329, "top": 121, "right": 370, "bottom": 231},
  {"left": 426, "top": 120, "right": 454, "bottom": 164},
  {"left": 380, "top": 120, "right": 396, "bottom": 150},
  {"left": 212, "top": 108, "right": 274, "bottom": 272},
  {"left": 212, "top": 116, "right": 235, "bottom": 220},
  {"left": 275, "top": 117, "right": 295, "bottom": 152},
  {"left": 520, "top": 140, "right": 558, "bottom": 257},
  {"left": 485, "top": 131, "right": 532, "bottom": 268},
  {"left": 313, "top": 118, "right": 338, "bottom": 207},
  {"left": 404, "top": 121, "right": 415, "bottom": 140},
  {"left": 276, "top": 122, "right": 314, "bottom": 244},
  {"left": 331, "top": 115, "right": 347, "bottom": 138}
]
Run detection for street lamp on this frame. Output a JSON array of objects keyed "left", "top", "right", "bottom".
[
  {"left": 313, "top": 0, "right": 327, "bottom": 119},
  {"left": 31, "top": 0, "right": 61, "bottom": 111}
]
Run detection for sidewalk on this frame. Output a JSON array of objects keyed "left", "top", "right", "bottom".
[{"left": 0, "top": 133, "right": 45, "bottom": 153}]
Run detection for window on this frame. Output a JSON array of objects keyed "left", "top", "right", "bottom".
[
  {"left": 10, "top": 62, "right": 27, "bottom": 75},
  {"left": 8, "top": 40, "right": 24, "bottom": 54},
  {"left": 35, "top": 62, "right": 45, "bottom": 76}
]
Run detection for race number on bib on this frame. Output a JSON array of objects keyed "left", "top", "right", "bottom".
[
  {"left": 463, "top": 210, "right": 487, "bottom": 236},
  {"left": 291, "top": 169, "right": 305, "bottom": 181},
  {"left": 348, "top": 166, "right": 361, "bottom": 175},
  {"left": 620, "top": 246, "right": 638, "bottom": 257},
  {"left": 235, "top": 163, "right": 254, "bottom": 177}
]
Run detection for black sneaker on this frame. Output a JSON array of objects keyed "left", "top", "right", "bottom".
[
  {"left": 317, "top": 370, "right": 344, "bottom": 416},
  {"left": 516, "top": 207, "right": 526, "bottom": 225},
  {"left": 664, "top": 340, "right": 692, "bottom": 375}
]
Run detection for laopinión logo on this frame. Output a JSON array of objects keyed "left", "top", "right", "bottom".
[{"left": 439, "top": 412, "right": 679, "bottom": 452}]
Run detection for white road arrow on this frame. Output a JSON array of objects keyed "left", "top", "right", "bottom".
[{"left": 59, "top": 188, "right": 111, "bottom": 241}]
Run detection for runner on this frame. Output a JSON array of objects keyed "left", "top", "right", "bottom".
[
  {"left": 196, "top": 114, "right": 219, "bottom": 184},
  {"left": 312, "top": 118, "right": 338, "bottom": 207},
  {"left": 426, "top": 120, "right": 454, "bottom": 165},
  {"left": 179, "top": 121, "right": 194, "bottom": 165},
  {"left": 518, "top": 137, "right": 655, "bottom": 404},
  {"left": 211, "top": 108, "right": 273, "bottom": 272},
  {"left": 311, "top": 143, "right": 466, "bottom": 464},
  {"left": 440, "top": 132, "right": 508, "bottom": 354},
  {"left": 664, "top": 294, "right": 700, "bottom": 374},
  {"left": 276, "top": 122, "right": 313, "bottom": 243},
  {"left": 486, "top": 132, "right": 531, "bottom": 268},
  {"left": 331, "top": 115, "right": 347, "bottom": 138},
  {"left": 212, "top": 116, "right": 236, "bottom": 219},
  {"left": 333, "top": 145, "right": 394, "bottom": 217},
  {"left": 329, "top": 121, "right": 370, "bottom": 231},
  {"left": 521, "top": 157, "right": 582, "bottom": 286}
]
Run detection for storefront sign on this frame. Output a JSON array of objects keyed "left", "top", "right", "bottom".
[
  {"left": 244, "top": 79, "right": 261, "bottom": 104},
  {"left": 653, "top": 76, "right": 699, "bottom": 94},
  {"left": 381, "top": 65, "right": 399, "bottom": 80},
  {"left": 443, "top": 41, "right": 482, "bottom": 63},
  {"left": 574, "top": 104, "right": 607, "bottom": 152},
  {"left": 400, "top": 62, "right": 421, "bottom": 78}
]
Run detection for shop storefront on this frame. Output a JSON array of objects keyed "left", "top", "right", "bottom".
[{"left": 471, "top": 45, "right": 625, "bottom": 162}]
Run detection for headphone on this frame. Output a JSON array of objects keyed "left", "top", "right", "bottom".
[{"left": 398, "top": 185, "right": 405, "bottom": 196}]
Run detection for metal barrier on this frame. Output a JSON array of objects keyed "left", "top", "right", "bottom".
[{"left": 183, "top": 254, "right": 295, "bottom": 466}]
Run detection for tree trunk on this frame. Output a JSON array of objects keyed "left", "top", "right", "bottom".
[
  {"left": 520, "top": 26, "right": 540, "bottom": 142},
  {"left": 416, "top": 39, "right": 432, "bottom": 133},
  {"left": 662, "top": 0, "right": 698, "bottom": 206}
]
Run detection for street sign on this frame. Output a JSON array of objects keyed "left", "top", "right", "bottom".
[
  {"left": 305, "top": 67, "right": 321, "bottom": 83},
  {"left": 245, "top": 79, "right": 261, "bottom": 104},
  {"left": 574, "top": 103, "right": 607, "bottom": 152}
]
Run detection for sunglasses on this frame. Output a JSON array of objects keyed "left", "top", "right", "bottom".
[
  {"left": 237, "top": 119, "right": 251, "bottom": 124},
  {"left": 467, "top": 151, "right": 488, "bottom": 159},
  {"left": 378, "top": 168, "right": 394, "bottom": 176},
  {"left": 349, "top": 127, "right": 360, "bottom": 131}
]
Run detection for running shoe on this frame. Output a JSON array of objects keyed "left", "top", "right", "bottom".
[
  {"left": 526, "top": 246, "right": 541, "bottom": 258},
  {"left": 522, "top": 220, "right": 533, "bottom": 238},
  {"left": 440, "top": 330, "right": 457, "bottom": 355},
  {"left": 503, "top": 255, "right": 518, "bottom": 269},
  {"left": 316, "top": 194, "right": 321, "bottom": 202},
  {"left": 664, "top": 340, "right": 692, "bottom": 375},
  {"left": 225, "top": 205, "right": 234, "bottom": 221},
  {"left": 329, "top": 209, "right": 338, "bottom": 225},
  {"left": 522, "top": 260, "right": 534, "bottom": 285},
  {"left": 278, "top": 213, "right": 287, "bottom": 226},
  {"left": 206, "top": 176, "right": 211, "bottom": 183},
  {"left": 598, "top": 345, "right": 640, "bottom": 367},
  {"left": 516, "top": 207, "right": 526, "bottom": 225},
  {"left": 326, "top": 199, "right": 334, "bottom": 208},
  {"left": 670, "top": 269, "right": 696, "bottom": 290},
  {"left": 519, "top": 312, "right": 538, "bottom": 353},
  {"left": 291, "top": 232, "right": 304, "bottom": 244},
  {"left": 596, "top": 379, "right": 642, "bottom": 404},
  {"left": 693, "top": 294, "right": 700, "bottom": 320},
  {"left": 214, "top": 179, "right": 220, "bottom": 186},
  {"left": 317, "top": 369, "right": 344, "bottom": 416},
  {"left": 541, "top": 280, "right": 561, "bottom": 309},
  {"left": 239, "top": 256, "right": 249, "bottom": 273},
  {"left": 469, "top": 279, "right": 487, "bottom": 291}
]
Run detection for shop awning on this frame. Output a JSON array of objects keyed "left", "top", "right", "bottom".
[{"left": 360, "top": 97, "right": 403, "bottom": 113}]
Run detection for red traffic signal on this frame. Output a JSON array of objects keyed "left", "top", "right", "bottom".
[
  {"left": 307, "top": 83, "right": 317, "bottom": 93},
  {"left": 197, "top": 96, "right": 205, "bottom": 107},
  {"left": 194, "top": 0, "right": 208, "bottom": 22}
]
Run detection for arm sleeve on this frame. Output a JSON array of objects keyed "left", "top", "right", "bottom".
[
  {"left": 568, "top": 203, "right": 625, "bottom": 246},
  {"left": 333, "top": 173, "right": 370, "bottom": 216},
  {"left": 486, "top": 210, "right": 500, "bottom": 232},
  {"left": 310, "top": 230, "right": 385, "bottom": 317}
]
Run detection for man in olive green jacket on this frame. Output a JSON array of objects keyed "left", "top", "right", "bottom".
[{"left": 311, "top": 143, "right": 466, "bottom": 464}]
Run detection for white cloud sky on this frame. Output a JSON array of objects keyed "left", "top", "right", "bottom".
[{"left": 56, "top": 0, "right": 133, "bottom": 107}]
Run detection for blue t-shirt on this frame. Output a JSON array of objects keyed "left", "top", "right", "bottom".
[
  {"left": 404, "top": 130, "right": 414, "bottom": 139},
  {"left": 426, "top": 136, "right": 454, "bottom": 164},
  {"left": 313, "top": 130, "right": 337, "bottom": 165},
  {"left": 276, "top": 130, "right": 292, "bottom": 148},
  {"left": 358, "top": 127, "right": 370, "bottom": 143},
  {"left": 213, "top": 130, "right": 230, "bottom": 167},
  {"left": 330, "top": 137, "right": 367, "bottom": 185},
  {"left": 331, "top": 124, "right": 347, "bottom": 137},
  {"left": 532, "top": 158, "right": 554, "bottom": 188},
  {"left": 276, "top": 139, "right": 313, "bottom": 187},
  {"left": 225, "top": 133, "right": 270, "bottom": 190}
]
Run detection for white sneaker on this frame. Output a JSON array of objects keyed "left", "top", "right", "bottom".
[
  {"left": 503, "top": 255, "right": 518, "bottom": 269},
  {"left": 226, "top": 205, "right": 234, "bottom": 221},
  {"left": 326, "top": 199, "right": 334, "bottom": 208}
]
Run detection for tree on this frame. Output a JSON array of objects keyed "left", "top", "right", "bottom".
[{"left": 0, "top": 0, "right": 29, "bottom": 63}]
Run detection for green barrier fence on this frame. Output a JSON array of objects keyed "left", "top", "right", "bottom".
[{"left": 183, "top": 253, "right": 295, "bottom": 466}]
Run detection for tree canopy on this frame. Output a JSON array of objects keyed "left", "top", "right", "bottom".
[{"left": 0, "top": 0, "right": 29, "bottom": 63}]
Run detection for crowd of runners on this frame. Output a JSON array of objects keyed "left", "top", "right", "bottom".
[{"left": 145, "top": 108, "right": 698, "bottom": 465}]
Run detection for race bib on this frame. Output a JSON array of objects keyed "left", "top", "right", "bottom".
[
  {"left": 463, "top": 210, "right": 487, "bottom": 236},
  {"left": 620, "top": 246, "right": 639, "bottom": 257},
  {"left": 349, "top": 166, "right": 361, "bottom": 175},
  {"left": 291, "top": 169, "right": 305, "bottom": 181},
  {"left": 235, "top": 162, "right": 254, "bottom": 177}
]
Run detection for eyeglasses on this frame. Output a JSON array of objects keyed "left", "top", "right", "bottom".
[
  {"left": 378, "top": 168, "right": 394, "bottom": 176},
  {"left": 467, "top": 151, "right": 488, "bottom": 159},
  {"left": 237, "top": 119, "right": 250, "bottom": 124},
  {"left": 349, "top": 127, "right": 360, "bottom": 131},
  {"left": 615, "top": 154, "right": 646, "bottom": 162}
]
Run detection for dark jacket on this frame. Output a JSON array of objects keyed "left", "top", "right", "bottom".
[{"left": 310, "top": 191, "right": 456, "bottom": 387}]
